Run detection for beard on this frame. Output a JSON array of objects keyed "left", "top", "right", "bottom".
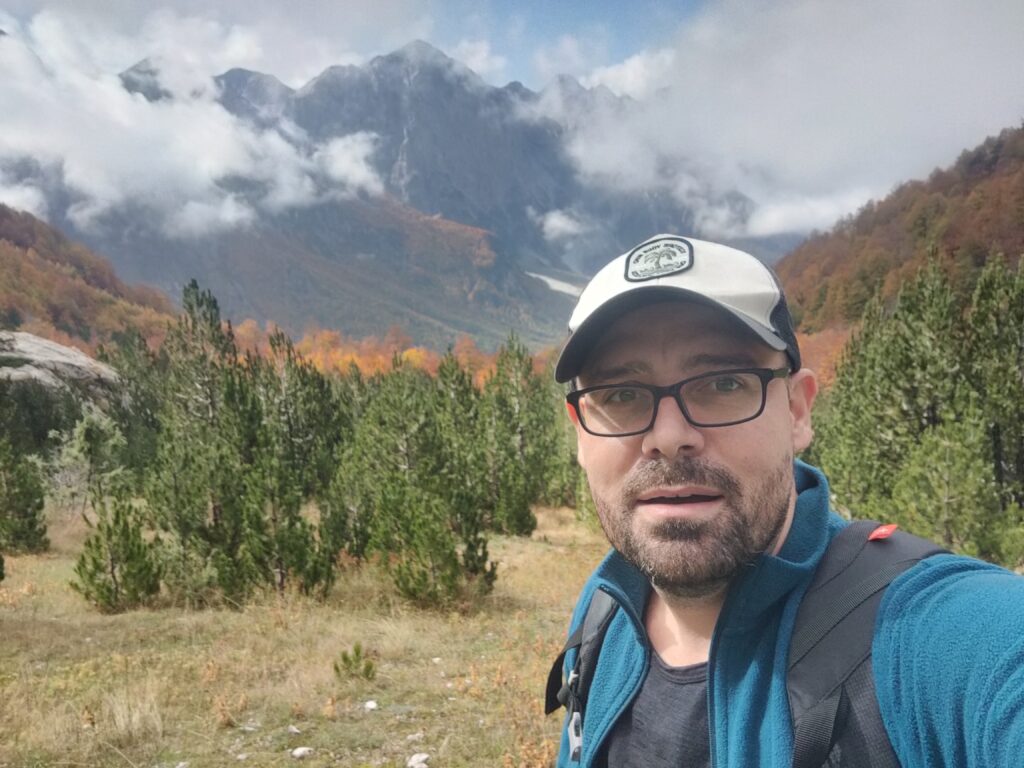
[{"left": 592, "top": 454, "right": 794, "bottom": 598}]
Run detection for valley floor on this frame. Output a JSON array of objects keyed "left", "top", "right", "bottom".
[{"left": 0, "top": 507, "right": 606, "bottom": 768}]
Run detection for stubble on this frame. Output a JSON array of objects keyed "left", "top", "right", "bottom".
[{"left": 593, "top": 455, "right": 794, "bottom": 598}]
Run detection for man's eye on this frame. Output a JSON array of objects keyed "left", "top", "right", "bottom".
[
  {"left": 602, "top": 388, "right": 641, "bottom": 404},
  {"left": 709, "top": 376, "right": 744, "bottom": 393}
]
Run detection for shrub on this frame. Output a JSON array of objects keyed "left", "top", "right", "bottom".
[
  {"left": 71, "top": 477, "right": 161, "bottom": 613},
  {"left": 0, "top": 437, "right": 49, "bottom": 553}
]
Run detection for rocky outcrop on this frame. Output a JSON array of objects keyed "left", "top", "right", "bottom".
[{"left": 0, "top": 332, "right": 118, "bottom": 397}]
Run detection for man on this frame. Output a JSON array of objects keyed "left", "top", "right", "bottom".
[{"left": 550, "top": 234, "right": 1024, "bottom": 767}]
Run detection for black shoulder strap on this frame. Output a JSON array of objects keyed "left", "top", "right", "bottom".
[
  {"left": 788, "top": 521, "right": 946, "bottom": 768},
  {"left": 545, "top": 588, "right": 619, "bottom": 761}
]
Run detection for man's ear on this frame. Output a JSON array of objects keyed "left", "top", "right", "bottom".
[
  {"left": 788, "top": 368, "right": 818, "bottom": 453},
  {"left": 565, "top": 401, "right": 588, "bottom": 467},
  {"left": 565, "top": 401, "right": 579, "bottom": 425}
]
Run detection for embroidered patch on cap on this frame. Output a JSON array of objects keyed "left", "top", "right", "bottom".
[{"left": 624, "top": 236, "right": 693, "bottom": 282}]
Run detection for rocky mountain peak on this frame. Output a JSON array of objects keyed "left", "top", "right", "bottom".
[
  {"left": 119, "top": 58, "right": 173, "bottom": 102},
  {"left": 216, "top": 68, "right": 294, "bottom": 124},
  {"left": 369, "top": 39, "right": 485, "bottom": 88}
]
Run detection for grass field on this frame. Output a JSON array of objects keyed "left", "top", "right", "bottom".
[{"left": 0, "top": 507, "right": 607, "bottom": 768}]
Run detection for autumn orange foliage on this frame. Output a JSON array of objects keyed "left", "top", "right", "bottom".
[
  {"left": 235, "top": 318, "right": 556, "bottom": 384},
  {"left": 0, "top": 204, "right": 174, "bottom": 354},
  {"left": 795, "top": 327, "right": 849, "bottom": 389},
  {"left": 777, "top": 123, "right": 1024, "bottom": 333}
]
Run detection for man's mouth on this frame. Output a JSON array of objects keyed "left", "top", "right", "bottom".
[
  {"left": 639, "top": 494, "right": 721, "bottom": 504},
  {"left": 636, "top": 488, "right": 724, "bottom": 506}
]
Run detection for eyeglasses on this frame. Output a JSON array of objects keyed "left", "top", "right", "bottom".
[{"left": 567, "top": 367, "right": 790, "bottom": 437}]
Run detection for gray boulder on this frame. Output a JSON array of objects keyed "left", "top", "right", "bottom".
[{"left": 0, "top": 332, "right": 118, "bottom": 397}]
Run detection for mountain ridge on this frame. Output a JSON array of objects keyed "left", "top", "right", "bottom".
[
  {"left": 776, "top": 122, "right": 1024, "bottom": 333},
  {"left": 0, "top": 203, "right": 174, "bottom": 351}
]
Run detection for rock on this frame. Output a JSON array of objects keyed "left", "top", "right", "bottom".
[
  {"left": 406, "top": 731, "right": 425, "bottom": 741},
  {"left": 363, "top": 700, "right": 378, "bottom": 711},
  {"left": 287, "top": 724, "right": 301, "bottom": 734},
  {"left": 407, "top": 753, "right": 430, "bottom": 768},
  {"left": 0, "top": 331, "right": 118, "bottom": 398},
  {"left": 290, "top": 747, "right": 314, "bottom": 759}
]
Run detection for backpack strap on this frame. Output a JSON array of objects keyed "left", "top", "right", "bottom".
[
  {"left": 545, "top": 588, "right": 619, "bottom": 761},
  {"left": 788, "top": 521, "right": 946, "bottom": 768}
]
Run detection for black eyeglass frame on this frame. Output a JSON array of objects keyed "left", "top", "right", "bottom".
[{"left": 566, "top": 366, "right": 790, "bottom": 437}]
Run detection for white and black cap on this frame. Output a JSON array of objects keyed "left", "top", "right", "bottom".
[{"left": 554, "top": 234, "right": 801, "bottom": 383}]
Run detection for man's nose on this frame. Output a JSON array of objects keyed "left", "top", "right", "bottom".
[{"left": 640, "top": 394, "right": 705, "bottom": 459}]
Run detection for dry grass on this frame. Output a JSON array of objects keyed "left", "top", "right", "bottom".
[{"left": 0, "top": 506, "right": 608, "bottom": 767}]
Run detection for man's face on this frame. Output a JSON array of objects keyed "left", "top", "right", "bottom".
[{"left": 572, "top": 300, "right": 816, "bottom": 598}]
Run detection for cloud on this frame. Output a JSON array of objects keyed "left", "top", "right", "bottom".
[
  {"left": 560, "top": 0, "right": 1024, "bottom": 236},
  {"left": 0, "top": 8, "right": 386, "bottom": 237},
  {"left": 744, "top": 190, "right": 877, "bottom": 238},
  {"left": 315, "top": 133, "right": 385, "bottom": 198},
  {"left": 529, "top": 207, "right": 591, "bottom": 242},
  {"left": 0, "top": 169, "right": 48, "bottom": 219},
  {"left": 532, "top": 33, "right": 608, "bottom": 85},
  {"left": 581, "top": 47, "right": 675, "bottom": 101},
  {"left": 169, "top": 195, "right": 254, "bottom": 237},
  {"left": 2, "top": 0, "right": 433, "bottom": 87},
  {"left": 451, "top": 39, "right": 507, "bottom": 81}
]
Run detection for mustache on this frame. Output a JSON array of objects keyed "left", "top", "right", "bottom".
[{"left": 621, "top": 457, "right": 742, "bottom": 506}]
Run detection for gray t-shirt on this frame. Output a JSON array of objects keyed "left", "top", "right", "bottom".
[{"left": 598, "top": 651, "right": 711, "bottom": 768}]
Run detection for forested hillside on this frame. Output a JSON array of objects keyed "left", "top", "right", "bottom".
[
  {"left": 778, "top": 123, "right": 1024, "bottom": 331},
  {"left": 0, "top": 204, "right": 174, "bottom": 350}
]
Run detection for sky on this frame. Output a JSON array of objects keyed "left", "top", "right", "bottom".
[{"left": 1, "top": 0, "right": 1023, "bottom": 240}]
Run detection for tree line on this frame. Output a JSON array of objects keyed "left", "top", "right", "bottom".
[
  {"left": 1, "top": 281, "right": 586, "bottom": 610},
  {"left": 3, "top": 256, "right": 1021, "bottom": 607},
  {"left": 810, "top": 255, "right": 1024, "bottom": 567}
]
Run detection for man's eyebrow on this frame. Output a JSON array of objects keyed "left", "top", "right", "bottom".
[
  {"left": 582, "top": 352, "right": 765, "bottom": 384},
  {"left": 581, "top": 361, "right": 652, "bottom": 382},
  {"left": 685, "top": 352, "right": 762, "bottom": 368}
]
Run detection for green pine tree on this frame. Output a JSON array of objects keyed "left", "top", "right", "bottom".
[
  {"left": 539, "top": 361, "right": 587, "bottom": 510},
  {"left": 889, "top": 404, "right": 999, "bottom": 557},
  {"left": 97, "top": 328, "right": 166, "bottom": 485},
  {"left": 0, "top": 437, "right": 49, "bottom": 553},
  {"left": 245, "top": 331, "right": 347, "bottom": 595},
  {"left": 962, "top": 256, "right": 1024, "bottom": 514},
  {"left": 326, "top": 359, "right": 473, "bottom": 604},
  {"left": 145, "top": 281, "right": 263, "bottom": 605},
  {"left": 434, "top": 350, "right": 496, "bottom": 589},
  {"left": 481, "top": 335, "right": 552, "bottom": 535},
  {"left": 816, "top": 262, "right": 963, "bottom": 518},
  {"left": 72, "top": 474, "right": 161, "bottom": 613},
  {"left": 815, "top": 257, "right": 1024, "bottom": 568}
]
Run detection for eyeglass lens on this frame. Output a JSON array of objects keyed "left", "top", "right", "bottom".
[{"left": 578, "top": 371, "right": 768, "bottom": 435}]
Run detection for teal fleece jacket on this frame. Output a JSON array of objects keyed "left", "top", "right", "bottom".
[{"left": 556, "top": 461, "right": 1024, "bottom": 767}]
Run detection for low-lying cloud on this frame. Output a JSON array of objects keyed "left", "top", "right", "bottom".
[
  {"left": 2, "top": 1, "right": 1022, "bottom": 245},
  {"left": 0, "top": 8, "right": 386, "bottom": 237},
  {"left": 559, "top": 0, "right": 1024, "bottom": 236}
]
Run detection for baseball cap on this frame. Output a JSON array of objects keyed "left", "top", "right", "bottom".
[{"left": 554, "top": 234, "right": 801, "bottom": 383}]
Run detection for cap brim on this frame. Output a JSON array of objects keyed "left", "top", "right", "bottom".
[{"left": 554, "top": 286, "right": 788, "bottom": 383}]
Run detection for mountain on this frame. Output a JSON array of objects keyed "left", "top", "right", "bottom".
[
  {"left": 777, "top": 124, "right": 1024, "bottom": 333},
  {"left": 44, "top": 41, "right": 715, "bottom": 349},
  {"left": 0, "top": 204, "right": 174, "bottom": 351},
  {"left": 4, "top": 40, "right": 783, "bottom": 350},
  {"left": 770, "top": 123, "right": 1024, "bottom": 384}
]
